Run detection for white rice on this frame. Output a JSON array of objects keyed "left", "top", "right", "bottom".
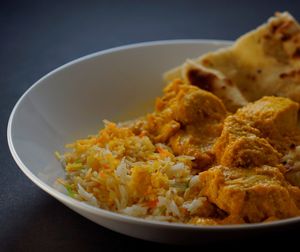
[
  {"left": 121, "top": 205, "right": 148, "bottom": 217},
  {"left": 77, "top": 183, "right": 99, "bottom": 207},
  {"left": 183, "top": 197, "right": 206, "bottom": 214}
]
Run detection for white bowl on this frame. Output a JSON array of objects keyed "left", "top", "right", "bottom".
[{"left": 7, "top": 40, "right": 300, "bottom": 244}]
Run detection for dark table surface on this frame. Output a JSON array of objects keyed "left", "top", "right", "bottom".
[{"left": 2, "top": 0, "right": 300, "bottom": 251}]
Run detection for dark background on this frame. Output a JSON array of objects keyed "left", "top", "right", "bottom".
[{"left": 1, "top": 0, "right": 300, "bottom": 251}]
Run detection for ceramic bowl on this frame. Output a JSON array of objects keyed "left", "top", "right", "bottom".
[{"left": 8, "top": 40, "right": 300, "bottom": 244}]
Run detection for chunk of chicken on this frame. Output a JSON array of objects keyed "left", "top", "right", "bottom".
[
  {"left": 131, "top": 79, "right": 228, "bottom": 168},
  {"left": 157, "top": 79, "right": 227, "bottom": 125},
  {"left": 199, "top": 165, "right": 300, "bottom": 223},
  {"left": 214, "top": 96, "right": 300, "bottom": 168},
  {"left": 214, "top": 115, "right": 281, "bottom": 168},
  {"left": 235, "top": 96, "right": 300, "bottom": 153}
]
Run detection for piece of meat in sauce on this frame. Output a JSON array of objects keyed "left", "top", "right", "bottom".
[
  {"left": 214, "top": 96, "right": 300, "bottom": 168},
  {"left": 235, "top": 96, "right": 300, "bottom": 154},
  {"left": 198, "top": 165, "right": 300, "bottom": 223},
  {"left": 130, "top": 79, "right": 228, "bottom": 169}
]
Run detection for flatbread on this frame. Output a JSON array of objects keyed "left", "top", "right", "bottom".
[{"left": 164, "top": 12, "right": 300, "bottom": 111}]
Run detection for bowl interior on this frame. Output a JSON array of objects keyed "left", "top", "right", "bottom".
[{"left": 9, "top": 40, "right": 230, "bottom": 187}]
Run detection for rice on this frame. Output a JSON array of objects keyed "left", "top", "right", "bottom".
[
  {"left": 121, "top": 205, "right": 148, "bottom": 217},
  {"left": 182, "top": 197, "right": 206, "bottom": 215},
  {"left": 57, "top": 121, "right": 208, "bottom": 223},
  {"left": 77, "top": 183, "right": 99, "bottom": 207}
]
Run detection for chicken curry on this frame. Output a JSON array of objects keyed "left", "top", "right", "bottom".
[{"left": 60, "top": 12, "right": 300, "bottom": 225}]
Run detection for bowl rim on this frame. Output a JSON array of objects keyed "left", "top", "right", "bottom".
[{"left": 7, "top": 39, "right": 300, "bottom": 230}]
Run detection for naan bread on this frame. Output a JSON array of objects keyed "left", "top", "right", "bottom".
[{"left": 164, "top": 12, "right": 300, "bottom": 111}]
